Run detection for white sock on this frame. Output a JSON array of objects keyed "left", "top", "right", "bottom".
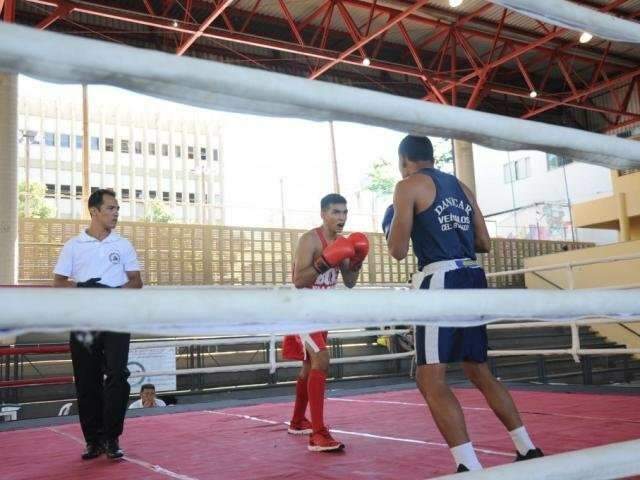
[
  {"left": 509, "top": 426, "right": 535, "bottom": 455},
  {"left": 450, "top": 442, "right": 482, "bottom": 471}
]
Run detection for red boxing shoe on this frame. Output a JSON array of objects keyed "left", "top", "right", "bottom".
[
  {"left": 308, "top": 428, "right": 345, "bottom": 452},
  {"left": 288, "top": 418, "right": 313, "bottom": 435}
]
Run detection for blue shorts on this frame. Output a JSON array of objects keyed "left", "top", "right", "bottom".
[{"left": 415, "top": 266, "right": 488, "bottom": 365}]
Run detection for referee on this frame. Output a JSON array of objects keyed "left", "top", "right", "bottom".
[{"left": 53, "top": 188, "right": 142, "bottom": 460}]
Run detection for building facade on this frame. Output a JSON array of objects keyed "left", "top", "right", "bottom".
[
  {"left": 17, "top": 95, "right": 224, "bottom": 224},
  {"left": 572, "top": 167, "right": 640, "bottom": 241},
  {"left": 473, "top": 145, "right": 617, "bottom": 244}
]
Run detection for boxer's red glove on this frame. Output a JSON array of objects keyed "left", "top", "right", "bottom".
[
  {"left": 347, "top": 232, "right": 369, "bottom": 271},
  {"left": 313, "top": 236, "right": 355, "bottom": 274}
]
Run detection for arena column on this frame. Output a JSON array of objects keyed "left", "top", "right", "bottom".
[
  {"left": 453, "top": 139, "right": 477, "bottom": 196},
  {"left": 0, "top": 73, "right": 18, "bottom": 285}
]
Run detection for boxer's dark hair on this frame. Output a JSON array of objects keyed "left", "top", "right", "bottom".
[{"left": 321, "top": 193, "right": 347, "bottom": 211}]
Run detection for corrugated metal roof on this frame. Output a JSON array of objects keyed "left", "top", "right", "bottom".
[{"left": 13, "top": 0, "right": 640, "bottom": 131}]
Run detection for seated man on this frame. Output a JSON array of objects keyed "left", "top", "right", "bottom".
[{"left": 128, "top": 384, "right": 166, "bottom": 409}]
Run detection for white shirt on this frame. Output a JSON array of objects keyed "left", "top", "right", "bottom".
[
  {"left": 128, "top": 398, "right": 166, "bottom": 409},
  {"left": 54, "top": 230, "right": 140, "bottom": 287}
]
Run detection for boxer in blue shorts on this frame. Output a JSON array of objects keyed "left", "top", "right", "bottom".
[{"left": 384, "top": 136, "right": 543, "bottom": 473}]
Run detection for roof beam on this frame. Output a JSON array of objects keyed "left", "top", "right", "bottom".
[
  {"left": 522, "top": 67, "right": 640, "bottom": 119},
  {"left": 36, "top": 3, "right": 74, "bottom": 29},
  {"left": 2, "top": 0, "right": 15, "bottom": 22},
  {"left": 176, "top": 0, "right": 234, "bottom": 56},
  {"left": 309, "top": 0, "right": 430, "bottom": 80}
]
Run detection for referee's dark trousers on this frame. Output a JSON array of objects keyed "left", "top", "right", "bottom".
[{"left": 70, "top": 331, "right": 131, "bottom": 444}]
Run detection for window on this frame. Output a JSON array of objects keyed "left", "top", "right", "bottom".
[
  {"left": 149, "top": 190, "right": 157, "bottom": 199},
  {"left": 60, "top": 184, "right": 71, "bottom": 197},
  {"left": 44, "top": 132, "right": 55, "bottom": 146},
  {"left": 121, "top": 139, "right": 129, "bottom": 154},
  {"left": 213, "top": 149, "right": 219, "bottom": 162},
  {"left": 121, "top": 188, "right": 130, "bottom": 200},
  {"left": 148, "top": 143, "right": 156, "bottom": 155},
  {"left": 187, "top": 146, "right": 194, "bottom": 159},
  {"left": 135, "top": 189, "right": 143, "bottom": 200},
  {"left": 91, "top": 186, "right": 99, "bottom": 193},
  {"left": 60, "top": 134, "right": 70, "bottom": 148},
  {"left": 503, "top": 163, "right": 514, "bottom": 183},
  {"left": 75, "top": 135, "right": 83, "bottom": 149},
  {"left": 162, "top": 191, "right": 170, "bottom": 202},
  {"left": 546, "top": 153, "right": 572, "bottom": 170},
  {"left": 515, "top": 157, "right": 530, "bottom": 180},
  {"left": 200, "top": 147, "right": 207, "bottom": 161},
  {"left": 176, "top": 192, "right": 183, "bottom": 203},
  {"left": 162, "top": 144, "right": 169, "bottom": 157},
  {"left": 503, "top": 157, "right": 530, "bottom": 183},
  {"left": 75, "top": 186, "right": 83, "bottom": 198},
  {"left": 105, "top": 138, "right": 114, "bottom": 152},
  {"left": 91, "top": 136, "right": 100, "bottom": 151},
  {"left": 45, "top": 183, "right": 56, "bottom": 197},
  {"left": 134, "top": 141, "right": 142, "bottom": 154},
  {"left": 189, "top": 192, "right": 195, "bottom": 204},
  {"left": 175, "top": 145, "right": 182, "bottom": 158}
]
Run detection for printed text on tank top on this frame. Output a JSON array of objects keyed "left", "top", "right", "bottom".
[
  {"left": 313, "top": 227, "right": 338, "bottom": 289},
  {"left": 410, "top": 168, "right": 477, "bottom": 268}
]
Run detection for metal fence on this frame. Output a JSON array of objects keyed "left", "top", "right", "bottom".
[{"left": 19, "top": 218, "right": 592, "bottom": 287}]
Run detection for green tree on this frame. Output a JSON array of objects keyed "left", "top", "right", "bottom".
[
  {"left": 365, "top": 137, "right": 453, "bottom": 197},
  {"left": 433, "top": 138, "right": 454, "bottom": 170},
  {"left": 365, "top": 157, "right": 395, "bottom": 197},
  {"left": 18, "top": 181, "right": 55, "bottom": 218},
  {"left": 144, "top": 199, "right": 173, "bottom": 223}
]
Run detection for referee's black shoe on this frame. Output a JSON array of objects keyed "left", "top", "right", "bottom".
[
  {"left": 105, "top": 438, "right": 124, "bottom": 459},
  {"left": 81, "top": 442, "right": 104, "bottom": 460}
]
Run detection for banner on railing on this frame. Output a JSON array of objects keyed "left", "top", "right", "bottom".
[{"left": 127, "top": 345, "right": 176, "bottom": 392}]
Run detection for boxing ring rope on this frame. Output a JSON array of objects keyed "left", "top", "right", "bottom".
[
  {"left": 2, "top": 288, "right": 639, "bottom": 337},
  {"left": 433, "top": 438, "right": 640, "bottom": 480},
  {"left": 1, "top": 22, "right": 640, "bottom": 170},
  {"left": 0, "top": 14, "right": 637, "bottom": 480},
  {"left": 3, "top": 248, "right": 640, "bottom": 384},
  {"left": 487, "top": 0, "right": 640, "bottom": 44},
  {"left": 2, "top": 317, "right": 639, "bottom": 385}
]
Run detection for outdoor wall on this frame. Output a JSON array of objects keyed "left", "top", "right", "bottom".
[
  {"left": 473, "top": 145, "right": 614, "bottom": 242},
  {"left": 572, "top": 174, "right": 640, "bottom": 240},
  {"left": 614, "top": 170, "right": 640, "bottom": 196}
]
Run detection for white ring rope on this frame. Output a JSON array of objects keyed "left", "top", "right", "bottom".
[
  {"left": 433, "top": 439, "right": 640, "bottom": 480},
  {"left": 0, "top": 22, "right": 638, "bottom": 169},
  {"left": 1, "top": 288, "right": 639, "bottom": 337},
  {"left": 489, "top": 0, "right": 640, "bottom": 44}
]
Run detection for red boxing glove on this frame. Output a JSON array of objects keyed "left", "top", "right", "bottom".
[
  {"left": 313, "top": 236, "right": 355, "bottom": 274},
  {"left": 347, "top": 232, "right": 369, "bottom": 271}
]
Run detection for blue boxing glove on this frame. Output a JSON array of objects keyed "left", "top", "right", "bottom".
[{"left": 382, "top": 204, "right": 394, "bottom": 240}]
